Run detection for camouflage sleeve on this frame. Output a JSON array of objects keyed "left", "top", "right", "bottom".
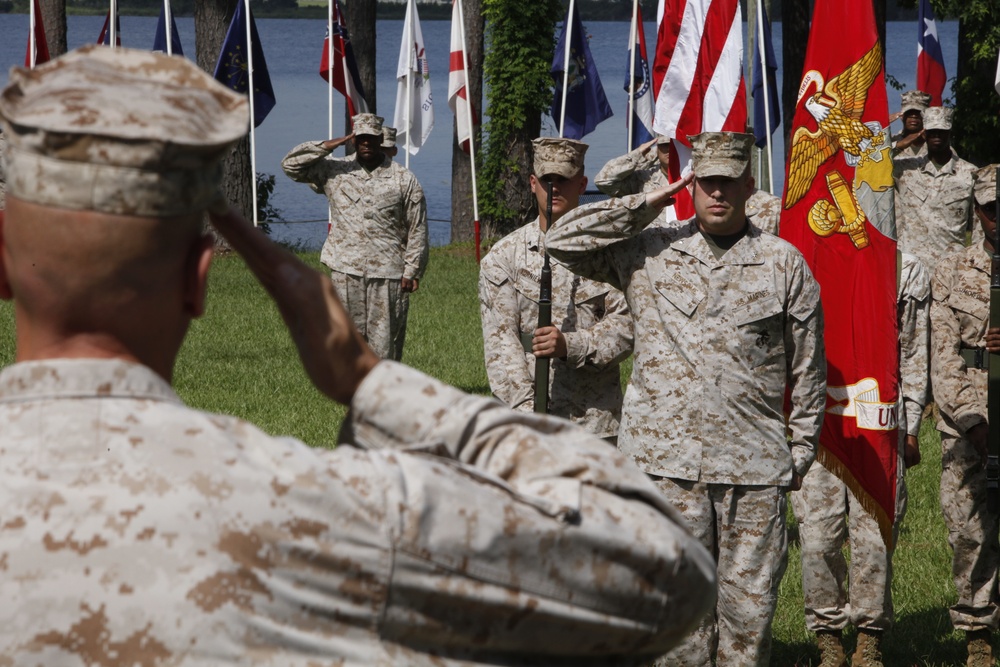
[
  {"left": 479, "top": 255, "right": 535, "bottom": 411},
  {"left": 898, "top": 255, "right": 931, "bottom": 436},
  {"left": 281, "top": 141, "right": 336, "bottom": 194},
  {"left": 343, "top": 360, "right": 718, "bottom": 656},
  {"left": 562, "top": 287, "right": 634, "bottom": 371},
  {"left": 545, "top": 193, "right": 655, "bottom": 291},
  {"left": 930, "top": 263, "right": 987, "bottom": 434},
  {"left": 784, "top": 254, "right": 827, "bottom": 476},
  {"left": 402, "top": 174, "right": 428, "bottom": 281},
  {"left": 593, "top": 148, "right": 655, "bottom": 197}
]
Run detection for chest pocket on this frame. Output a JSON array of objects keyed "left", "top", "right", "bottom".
[
  {"left": 652, "top": 272, "right": 705, "bottom": 355},
  {"left": 948, "top": 286, "right": 989, "bottom": 324},
  {"left": 336, "top": 178, "right": 364, "bottom": 204},
  {"left": 561, "top": 281, "right": 610, "bottom": 332},
  {"left": 732, "top": 295, "right": 786, "bottom": 368}
]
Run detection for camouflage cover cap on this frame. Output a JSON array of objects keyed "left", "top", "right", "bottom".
[
  {"left": 973, "top": 164, "right": 998, "bottom": 207},
  {"left": 381, "top": 126, "right": 397, "bottom": 148},
  {"left": 900, "top": 90, "right": 932, "bottom": 114},
  {"left": 353, "top": 113, "right": 384, "bottom": 138},
  {"left": 689, "top": 132, "right": 754, "bottom": 179},
  {"left": 656, "top": 133, "right": 671, "bottom": 146},
  {"left": 532, "top": 137, "right": 588, "bottom": 178},
  {"left": 0, "top": 44, "right": 248, "bottom": 217},
  {"left": 922, "top": 106, "right": 953, "bottom": 131}
]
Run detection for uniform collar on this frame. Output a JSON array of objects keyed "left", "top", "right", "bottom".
[
  {"left": 670, "top": 218, "right": 764, "bottom": 267},
  {"left": 0, "top": 358, "right": 182, "bottom": 404}
]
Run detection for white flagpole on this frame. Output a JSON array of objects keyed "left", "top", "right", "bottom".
[
  {"left": 404, "top": 0, "right": 414, "bottom": 169},
  {"left": 110, "top": 0, "right": 117, "bottom": 48},
  {"left": 457, "top": 0, "right": 481, "bottom": 261},
  {"left": 755, "top": 0, "right": 774, "bottom": 193},
  {"left": 244, "top": 0, "right": 259, "bottom": 227},
  {"left": 29, "top": 0, "right": 36, "bottom": 68},
  {"left": 558, "top": 0, "right": 576, "bottom": 138},
  {"left": 338, "top": 3, "right": 353, "bottom": 116},
  {"left": 164, "top": 0, "right": 173, "bottom": 55},
  {"left": 627, "top": 0, "right": 639, "bottom": 152}
]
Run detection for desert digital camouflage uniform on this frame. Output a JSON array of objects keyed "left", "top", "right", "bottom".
[
  {"left": 0, "top": 359, "right": 718, "bottom": 666},
  {"left": 894, "top": 107, "right": 977, "bottom": 267},
  {"left": 479, "top": 220, "right": 632, "bottom": 437},
  {"left": 745, "top": 188, "right": 782, "bottom": 235},
  {"left": 792, "top": 252, "right": 930, "bottom": 638},
  {"left": 547, "top": 133, "right": 827, "bottom": 667},
  {"left": 891, "top": 90, "right": 931, "bottom": 159},
  {"left": 282, "top": 122, "right": 428, "bottom": 361},
  {"left": 930, "top": 226, "right": 1000, "bottom": 636},
  {"left": 594, "top": 145, "right": 670, "bottom": 196},
  {"left": 0, "top": 43, "right": 718, "bottom": 667}
]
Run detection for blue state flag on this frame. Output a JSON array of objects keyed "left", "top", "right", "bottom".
[
  {"left": 623, "top": 4, "right": 654, "bottom": 149},
  {"left": 551, "top": 3, "right": 613, "bottom": 140},
  {"left": 751, "top": 2, "right": 780, "bottom": 149},
  {"left": 152, "top": 4, "right": 184, "bottom": 56},
  {"left": 213, "top": 1, "right": 276, "bottom": 128}
]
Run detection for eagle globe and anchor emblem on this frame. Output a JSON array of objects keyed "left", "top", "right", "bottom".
[
  {"left": 785, "top": 42, "right": 898, "bottom": 431},
  {"left": 785, "top": 43, "right": 895, "bottom": 252}
]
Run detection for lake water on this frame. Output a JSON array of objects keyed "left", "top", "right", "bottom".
[{"left": 0, "top": 13, "right": 959, "bottom": 248}]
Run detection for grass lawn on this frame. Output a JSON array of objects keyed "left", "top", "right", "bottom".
[{"left": 0, "top": 243, "right": 971, "bottom": 665}]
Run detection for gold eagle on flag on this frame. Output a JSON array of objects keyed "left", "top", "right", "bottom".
[{"left": 785, "top": 44, "right": 885, "bottom": 209}]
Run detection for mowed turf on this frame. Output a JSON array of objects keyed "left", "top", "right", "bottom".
[{"left": 0, "top": 244, "right": 968, "bottom": 665}]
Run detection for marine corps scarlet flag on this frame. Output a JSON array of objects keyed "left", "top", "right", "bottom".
[{"left": 779, "top": 0, "right": 899, "bottom": 545}]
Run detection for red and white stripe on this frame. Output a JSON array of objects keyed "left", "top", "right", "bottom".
[
  {"left": 652, "top": 0, "right": 746, "bottom": 146},
  {"left": 448, "top": 0, "right": 478, "bottom": 153}
]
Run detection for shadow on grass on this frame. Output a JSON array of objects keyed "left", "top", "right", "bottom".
[
  {"left": 771, "top": 606, "right": 964, "bottom": 666},
  {"left": 456, "top": 385, "right": 493, "bottom": 395}
]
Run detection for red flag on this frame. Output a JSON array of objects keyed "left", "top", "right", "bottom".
[
  {"left": 651, "top": 0, "right": 746, "bottom": 219},
  {"left": 24, "top": 0, "right": 50, "bottom": 68},
  {"left": 779, "top": 0, "right": 899, "bottom": 545},
  {"left": 448, "top": 0, "right": 478, "bottom": 153},
  {"left": 320, "top": 0, "right": 369, "bottom": 118},
  {"left": 917, "top": 0, "right": 947, "bottom": 105}
]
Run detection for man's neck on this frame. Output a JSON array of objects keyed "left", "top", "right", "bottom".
[{"left": 929, "top": 148, "right": 952, "bottom": 166}]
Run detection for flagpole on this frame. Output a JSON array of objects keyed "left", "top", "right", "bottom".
[
  {"left": 456, "top": 0, "right": 481, "bottom": 262},
  {"left": 29, "top": 0, "right": 36, "bottom": 67},
  {"left": 328, "top": 0, "right": 334, "bottom": 233},
  {"left": 164, "top": 0, "right": 173, "bottom": 55},
  {"left": 405, "top": 0, "right": 414, "bottom": 169},
  {"left": 110, "top": 0, "right": 117, "bottom": 48},
  {"left": 756, "top": 0, "right": 774, "bottom": 193},
  {"left": 244, "top": 0, "right": 259, "bottom": 227},
  {"left": 627, "top": 0, "right": 639, "bottom": 152},
  {"left": 558, "top": 0, "right": 576, "bottom": 138}
]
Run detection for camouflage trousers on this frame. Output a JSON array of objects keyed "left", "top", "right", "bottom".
[
  {"left": 939, "top": 433, "right": 1000, "bottom": 631},
  {"left": 790, "top": 457, "right": 906, "bottom": 633},
  {"left": 648, "top": 478, "right": 787, "bottom": 667},
  {"left": 330, "top": 271, "right": 409, "bottom": 361}
]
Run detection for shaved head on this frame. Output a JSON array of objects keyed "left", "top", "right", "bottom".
[{"left": 1, "top": 196, "right": 214, "bottom": 379}]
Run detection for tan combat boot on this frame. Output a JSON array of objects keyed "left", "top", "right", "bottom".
[
  {"left": 815, "top": 630, "right": 846, "bottom": 667},
  {"left": 966, "top": 629, "right": 993, "bottom": 667},
  {"left": 851, "top": 629, "right": 884, "bottom": 667}
]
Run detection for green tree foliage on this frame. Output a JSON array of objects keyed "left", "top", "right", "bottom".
[
  {"left": 480, "top": 0, "right": 562, "bottom": 237},
  {"left": 901, "top": 0, "right": 1000, "bottom": 165}
]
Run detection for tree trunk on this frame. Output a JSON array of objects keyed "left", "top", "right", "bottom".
[
  {"left": 781, "top": 0, "right": 809, "bottom": 155},
  {"left": 196, "top": 0, "right": 254, "bottom": 226},
  {"left": 344, "top": 0, "right": 377, "bottom": 134},
  {"left": 872, "top": 0, "right": 886, "bottom": 63},
  {"left": 40, "top": 0, "right": 67, "bottom": 58},
  {"left": 450, "top": 0, "right": 483, "bottom": 245}
]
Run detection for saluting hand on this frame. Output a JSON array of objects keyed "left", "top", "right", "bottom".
[{"left": 646, "top": 172, "right": 694, "bottom": 211}]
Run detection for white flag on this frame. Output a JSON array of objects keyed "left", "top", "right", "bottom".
[
  {"left": 995, "top": 44, "right": 1000, "bottom": 96},
  {"left": 394, "top": 0, "right": 434, "bottom": 156},
  {"left": 448, "top": 0, "right": 476, "bottom": 153}
]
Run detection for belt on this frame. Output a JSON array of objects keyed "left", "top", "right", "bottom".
[{"left": 961, "top": 347, "right": 989, "bottom": 370}]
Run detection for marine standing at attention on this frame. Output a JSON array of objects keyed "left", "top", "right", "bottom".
[
  {"left": 282, "top": 113, "right": 427, "bottom": 361},
  {"left": 479, "top": 137, "right": 632, "bottom": 441},
  {"left": 546, "top": 131, "right": 827, "bottom": 666},
  {"left": 0, "top": 45, "right": 718, "bottom": 667}
]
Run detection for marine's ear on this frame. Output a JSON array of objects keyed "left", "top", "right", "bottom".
[{"left": 183, "top": 232, "right": 214, "bottom": 319}]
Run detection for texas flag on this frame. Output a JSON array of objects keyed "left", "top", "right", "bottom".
[{"left": 917, "top": 0, "right": 946, "bottom": 105}]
